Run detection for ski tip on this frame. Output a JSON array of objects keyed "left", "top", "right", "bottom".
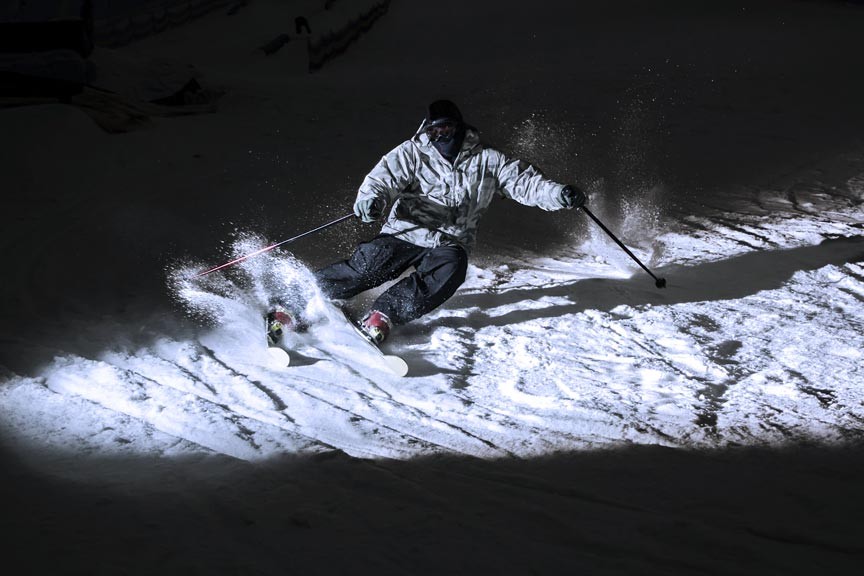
[
  {"left": 383, "top": 355, "right": 409, "bottom": 377},
  {"left": 267, "top": 346, "right": 291, "bottom": 367}
]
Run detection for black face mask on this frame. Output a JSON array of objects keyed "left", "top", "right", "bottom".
[{"left": 431, "top": 125, "right": 465, "bottom": 163}]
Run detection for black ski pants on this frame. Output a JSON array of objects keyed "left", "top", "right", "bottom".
[{"left": 314, "top": 235, "right": 468, "bottom": 325}]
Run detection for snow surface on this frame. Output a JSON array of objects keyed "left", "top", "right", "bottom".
[{"left": 3, "top": 0, "right": 864, "bottom": 574}]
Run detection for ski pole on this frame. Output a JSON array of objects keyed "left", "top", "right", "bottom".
[
  {"left": 581, "top": 207, "right": 667, "bottom": 289},
  {"left": 196, "top": 213, "right": 355, "bottom": 277}
]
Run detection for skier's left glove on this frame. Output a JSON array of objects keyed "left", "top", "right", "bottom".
[
  {"left": 559, "top": 185, "right": 586, "bottom": 210},
  {"left": 354, "top": 196, "right": 387, "bottom": 223}
]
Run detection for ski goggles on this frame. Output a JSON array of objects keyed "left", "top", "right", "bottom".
[{"left": 425, "top": 120, "right": 459, "bottom": 142}]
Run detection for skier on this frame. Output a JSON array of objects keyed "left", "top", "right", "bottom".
[{"left": 267, "top": 100, "right": 586, "bottom": 345}]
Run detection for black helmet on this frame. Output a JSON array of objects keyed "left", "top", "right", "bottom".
[
  {"left": 425, "top": 99, "right": 463, "bottom": 127},
  {"left": 424, "top": 99, "right": 463, "bottom": 142}
]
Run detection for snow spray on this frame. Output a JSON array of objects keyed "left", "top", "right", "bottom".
[
  {"left": 168, "top": 233, "right": 329, "bottom": 327},
  {"left": 582, "top": 207, "right": 666, "bottom": 288}
]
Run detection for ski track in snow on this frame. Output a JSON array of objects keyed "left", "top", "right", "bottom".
[{"left": 2, "top": 160, "right": 864, "bottom": 462}]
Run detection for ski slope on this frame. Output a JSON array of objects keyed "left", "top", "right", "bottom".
[{"left": 4, "top": 157, "right": 864, "bottom": 460}]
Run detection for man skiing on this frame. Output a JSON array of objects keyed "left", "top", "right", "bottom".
[{"left": 268, "top": 99, "right": 585, "bottom": 346}]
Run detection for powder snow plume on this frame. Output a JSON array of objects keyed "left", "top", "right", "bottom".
[{"left": 167, "top": 234, "right": 329, "bottom": 329}]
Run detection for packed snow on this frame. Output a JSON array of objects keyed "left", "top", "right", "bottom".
[{"left": 2, "top": 0, "right": 864, "bottom": 574}]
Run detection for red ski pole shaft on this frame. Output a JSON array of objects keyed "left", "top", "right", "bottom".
[{"left": 196, "top": 213, "right": 355, "bottom": 277}]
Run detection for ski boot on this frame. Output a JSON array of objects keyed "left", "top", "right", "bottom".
[
  {"left": 265, "top": 303, "right": 307, "bottom": 345},
  {"left": 359, "top": 310, "right": 392, "bottom": 346}
]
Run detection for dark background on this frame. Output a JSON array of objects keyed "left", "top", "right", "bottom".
[{"left": 2, "top": 0, "right": 864, "bottom": 573}]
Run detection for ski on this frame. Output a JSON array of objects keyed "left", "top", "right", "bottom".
[
  {"left": 262, "top": 303, "right": 408, "bottom": 377},
  {"left": 338, "top": 308, "right": 409, "bottom": 377}
]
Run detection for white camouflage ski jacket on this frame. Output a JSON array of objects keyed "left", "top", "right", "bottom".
[{"left": 356, "top": 126, "right": 569, "bottom": 252}]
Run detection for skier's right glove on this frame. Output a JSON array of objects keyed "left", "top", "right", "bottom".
[
  {"left": 559, "top": 185, "right": 586, "bottom": 210},
  {"left": 354, "top": 196, "right": 387, "bottom": 223}
]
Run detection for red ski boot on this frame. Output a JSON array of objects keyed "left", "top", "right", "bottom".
[
  {"left": 266, "top": 304, "right": 307, "bottom": 345},
  {"left": 360, "top": 310, "right": 392, "bottom": 345}
]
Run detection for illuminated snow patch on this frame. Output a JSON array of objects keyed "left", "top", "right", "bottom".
[{"left": 3, "top": 205, "right": 864, "bottom": 462}]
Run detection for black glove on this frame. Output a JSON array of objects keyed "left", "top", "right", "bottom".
[
  {"left": 353, "top": 196, "right": 387, "bottom": 222},
  {"left": 559, "top": 185, "right": 586, "bottom": 209}
]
